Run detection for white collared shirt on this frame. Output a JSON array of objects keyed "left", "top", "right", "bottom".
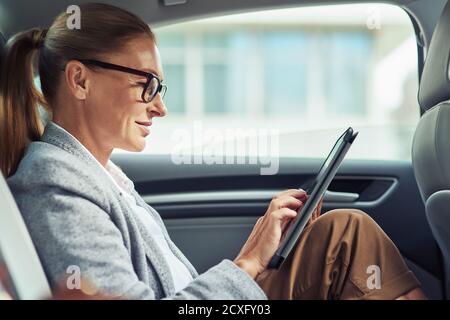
[{"left": 52, "top": 122, "right": 193, "bottom": 292}]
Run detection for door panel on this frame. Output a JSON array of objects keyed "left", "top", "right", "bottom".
[{"left": 112, "top": 153, "right": 444, "bottom": 298}]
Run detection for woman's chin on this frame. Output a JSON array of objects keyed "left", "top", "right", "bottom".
[{"left": 122, "top": 138, "right": 146, "bottom": 153}]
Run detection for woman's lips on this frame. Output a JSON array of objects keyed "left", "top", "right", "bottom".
[{"left": 135, "top": 121, "right": 152, "bottom": 135}]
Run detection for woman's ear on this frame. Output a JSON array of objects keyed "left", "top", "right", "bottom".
[{"left": 64, "top": 60, "right": 89, "bottom": 100}]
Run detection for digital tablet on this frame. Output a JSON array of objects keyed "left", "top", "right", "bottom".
[{"left": 267, "top": 127, "right": 358, "bottom": 269}]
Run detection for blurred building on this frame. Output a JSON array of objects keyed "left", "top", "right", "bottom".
[{"left": 120, "top": 4, "right": 421, "bottom": 160}]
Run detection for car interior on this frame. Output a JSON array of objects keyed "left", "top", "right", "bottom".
[{"left": 0, "top": 0, "right": 450, "bottom": 300}]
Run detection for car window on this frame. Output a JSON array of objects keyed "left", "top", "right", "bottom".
[{"left": 119, "top": 3, "right": 420, "bottom": 161}]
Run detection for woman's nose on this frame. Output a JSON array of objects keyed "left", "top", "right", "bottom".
[{"left": 148, "top": 94, "right": 167, "bottom": 118}]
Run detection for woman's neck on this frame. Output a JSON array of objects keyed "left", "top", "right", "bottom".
[{"left": 51, "top": 116, "right": 113, "bottom": 167}]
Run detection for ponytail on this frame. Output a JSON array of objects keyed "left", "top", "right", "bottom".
[{"left": 0, "top": 28, "right": 48, "bottom": 177}]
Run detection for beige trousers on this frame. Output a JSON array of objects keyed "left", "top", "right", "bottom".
[{"left": 255, "top": 209, "right": 421, "bottom": 300}]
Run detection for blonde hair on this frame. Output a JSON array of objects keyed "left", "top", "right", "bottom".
[{"left": 0, "top": 3, "right": 155, "bottom": 177}]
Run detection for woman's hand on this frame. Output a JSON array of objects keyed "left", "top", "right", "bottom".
[
  {"left": 233, "top": 189, "right": 307, "bottom": 279},
  {"left": 308, "top": 196, "right": 323, "bottom": 225}
]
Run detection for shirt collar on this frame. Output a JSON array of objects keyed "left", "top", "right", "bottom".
[{"left": 50, "top": 121, "right": 135, "bottom": 195}]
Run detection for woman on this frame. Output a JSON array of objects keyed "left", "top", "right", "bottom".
[{"left": 0, "top": 3, "right": 425, "bottom": 300}]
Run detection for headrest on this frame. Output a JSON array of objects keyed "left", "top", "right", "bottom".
[
  {"left": 419, "top": 1, "right": 450, "bottom": 112},
  {"left": 412, "top": 102, "right": 450, "bottom": 202}
]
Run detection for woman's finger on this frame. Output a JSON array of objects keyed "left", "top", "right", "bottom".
[
  {"left": 270, "top": 195, "right": 304, "bottom": 211},
  {"left": 280, "top": 214, "right": 295, "bottom": 233},
  {"left": 315, "top": 197, "right": 323, "bottom": 220},
  {"left": 270, "top": 207, "right": 298, "bottom": 223},
  {"left": 274, "top": 189, "right": 307, "bottom": 201},
  {"left": 308, "top": 197, "right": 323, "bottom": 224},
  {"left": 280, "top": 219, "right": 294, "bottom": 242}
]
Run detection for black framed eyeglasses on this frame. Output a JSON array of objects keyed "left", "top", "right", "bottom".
[{"left": 77, "top": 59, "right": 167, "bottom": 103}]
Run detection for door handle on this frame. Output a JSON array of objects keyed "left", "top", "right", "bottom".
[
  {"left": 144, "top": 189, "right": 360, "bottom": 205},
  {"left": 323, "top": 190, "right": 359, "bottom": 203}
]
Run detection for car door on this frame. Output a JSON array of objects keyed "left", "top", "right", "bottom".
[{"left": 111, "top": 1, "right": 446, "bottom": 299}]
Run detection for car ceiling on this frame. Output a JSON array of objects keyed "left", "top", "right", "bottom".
[{"left": 0, "top": 0, "right": 445, "bottom": 41}]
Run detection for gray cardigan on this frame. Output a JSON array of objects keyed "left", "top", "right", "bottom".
[{"left": 7, "top": 122, "right": 267, "bottom": 300}]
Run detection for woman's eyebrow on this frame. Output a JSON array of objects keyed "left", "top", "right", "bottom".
[{"left": 142, "top": 68, "right": 163, "bottom": 80}]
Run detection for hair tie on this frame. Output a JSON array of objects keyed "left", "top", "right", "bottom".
[
  {"left": 34, "top": 28, "right": 48, "bottom": 49},
  {"left": 39, "top": 28, "right": 48, "bottom": 46}
]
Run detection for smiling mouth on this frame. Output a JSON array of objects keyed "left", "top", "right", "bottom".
[
  {"left": 135, "top": 120, "right": 152, "bottom": 126},
  {"left": 135, "top": 121, "right": 152, "bottom": 135}
]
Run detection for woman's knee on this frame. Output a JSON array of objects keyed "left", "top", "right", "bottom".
[
  {"left": 313, "top": 208, "right": 377, "bottom": 232},
  {"left": 301, "top": 209, "right": 384, "bottom": 261}
]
